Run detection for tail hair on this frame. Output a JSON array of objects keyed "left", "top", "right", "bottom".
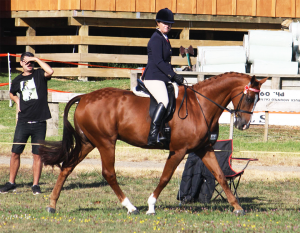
[{"left": 39, "top": 95, "right": 83, "bottom": 169}]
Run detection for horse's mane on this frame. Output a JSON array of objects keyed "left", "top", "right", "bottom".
[{"left": 193, "top": 72, "right": 252, "bottom": 89}]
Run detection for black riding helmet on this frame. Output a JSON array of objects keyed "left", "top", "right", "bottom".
[{"left": 156, "top": 8, "right": 174, "bottom": 24}]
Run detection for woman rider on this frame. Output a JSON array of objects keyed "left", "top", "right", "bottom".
[{"left": 142, "top": 8, "right": 185, "bottom": 146}]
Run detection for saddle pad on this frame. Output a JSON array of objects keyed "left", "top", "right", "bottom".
[{"left": 132, "top": 81, "right": 179, "bottom": 99}]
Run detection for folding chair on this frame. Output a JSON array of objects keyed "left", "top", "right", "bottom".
[{"left": 212, "top": 139, "right": 258, "bottom": 202}]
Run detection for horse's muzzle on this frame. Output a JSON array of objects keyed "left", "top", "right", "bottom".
[{"left": 234, "top": 117, "right": 250, "bottom": 130}]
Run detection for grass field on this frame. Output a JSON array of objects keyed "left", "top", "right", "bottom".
[
  {"left": 0, "top": 167, "right": 299, "bottom": 232},
  {"left": 1, "top": 73, "right": 300, "bottom": 232}
]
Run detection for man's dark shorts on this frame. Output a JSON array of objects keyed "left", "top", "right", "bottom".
[{"left": 12, "top": 121, "right": 47, "bottom": 155}]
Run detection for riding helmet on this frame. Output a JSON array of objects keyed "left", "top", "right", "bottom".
[{"left": 156, "top": 8, "right": 174, "bottom": 24}]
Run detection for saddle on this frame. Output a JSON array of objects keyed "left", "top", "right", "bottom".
[{"left": 135, "top": 79, "right": 176, "bottom": 149}]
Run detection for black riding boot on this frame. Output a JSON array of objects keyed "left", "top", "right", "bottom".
[{"left": 147, "top": 103, "right": 166, "bottom": 146}]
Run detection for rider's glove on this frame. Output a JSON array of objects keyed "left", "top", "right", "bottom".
[{"left": 173, "top": 74, "right": 184, "bottom": 85}]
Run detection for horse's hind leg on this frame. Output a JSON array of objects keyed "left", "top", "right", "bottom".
[
  {"left": 97, "top": 142, "right": 138, "bottom": 214},
  {"left": 201, "top": 148, "right": 244, "bottom": 215},
  {"left": 46, "top": 142, "right": 94, "bottom": 213}
]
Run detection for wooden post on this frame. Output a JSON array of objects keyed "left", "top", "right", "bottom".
[
  {"left": 229, "top": 112, "right": 234, "bottom": 139},
  {"left": 26, "top": 26, "right": 36, "bottom": 54},
  {"left": 130, "top": 70, "right": 140, "bottom": 91},
  {"left": 180, "top": 28, "right": 189, "bottom": 40},
  {"left": 46, "top": 103, "right": 59, "bottom": 137},
  {"left": 78, "top": 25, "right": 89, "bottom": 81},
  {"left": 271, "top": 76, "right": 281, "bottom": 89},
  {"left": 197, "top": 74, "right": 204, "bottom": 82},
  {"left": 264, "top": 111, "right": 269, "bottom": 142}
]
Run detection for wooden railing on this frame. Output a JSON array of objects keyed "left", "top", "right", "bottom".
[{"left": 2, "top": 0, "right": 300, "bottom": 18}]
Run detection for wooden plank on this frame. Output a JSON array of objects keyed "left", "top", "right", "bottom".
[
  {"left": 271, "top": 0, "right": 276, "bottom": 17},
  {"left": 95, "top": 0, "right": 116, "bottom": 11},
  {"left": 276, "top": 0, "right": 295, "bottom": 17},
  {"left": 49, "top": 0, "right": 59, "bottom": 10},
  {"left": 232, "top": 0, "right": 237, "bottom": 15},
  {"left": 81, "top": 0, "right": 93, "bottom": 10},
  {"left": 257, "top": 0, "right": 273, "bottom": 17},
  {"left": 236, "top": 0, "right": 253, "bottom": 16},
  {"left": 197, "top": 0, "right": 213, "bottom": 15},
  {"left": 10, "top": 10, "right": 284, "bottom": 25},
  {"left": 252, "top": 0, "right": 257, "bottom": 16},
  {"left": 177, "top": 0, "right": 197, "bottom": 14},
  {"left": 69, "top": 17, "right": 281, "bottom": 31},
  {"left": 116, "top": 0, "right": 135, "bottom": 12},
  {"left": 297, "top": 0, "right": 300, "bottom": 17},
  {"left": 136, "top": 0, "right": 155, "bottom": 12},
  {"left": 217, "top": 0, "right": 233, "bottom": 15},
  {"left": 10, "top": 0, "right": 18, "bottom": 11},
  {"left": 39, "top": 0, "right": 50, "bottom": 11},
  {"left": 156, "top": 0, "right": 176, "bottom": 12},
  {"left": 52, "top": 67, "right": 80, "bottom": 76},
  {"left": 15, "top": 52, "right": 197, "bottom": 66},
  {"left": 1, "top": 35, "right": 244, "bottom": 47},
  {"left": 50, "top": 67, "right": 131, "bottom": 78},
  {"left": 212, "top": 0, "right": 217, "bottom": 15}
]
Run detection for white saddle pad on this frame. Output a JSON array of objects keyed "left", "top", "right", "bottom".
[{"left": 132, "top": 81, "right": 179, "bottom": 99}]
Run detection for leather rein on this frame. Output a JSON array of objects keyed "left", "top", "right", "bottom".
[{"left": 178, "top": 82, "right": 261, "bottom": 120}]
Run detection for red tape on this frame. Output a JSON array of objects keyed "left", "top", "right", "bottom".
[{"left": 0, "top": 53, "right": 141, "bottom": 70}]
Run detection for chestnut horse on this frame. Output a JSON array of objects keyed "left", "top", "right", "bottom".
[{"left": 40, "top": 72, "right": 267, "bottom": 215}]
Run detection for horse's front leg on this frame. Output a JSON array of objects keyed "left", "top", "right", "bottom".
[
  {"left": 146, "top": 149, "right": 186, "bottom": 215},
  {"left": 97, "top": 143, "right": 139, "bottom": 215},
  {"left": 200, "top": 147, "right": 244, "bottom": 215}
]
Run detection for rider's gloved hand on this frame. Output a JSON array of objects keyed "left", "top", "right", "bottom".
[{"left": 173, "top": 74, "right": 184, "bottom": 85}]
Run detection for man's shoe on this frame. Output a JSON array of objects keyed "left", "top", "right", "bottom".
[
  {"left": 0, "top": 182, "right": 17, "bottom": 193},
  {"left": 32, "top": 185, "right": 41, "bottom": 195}
]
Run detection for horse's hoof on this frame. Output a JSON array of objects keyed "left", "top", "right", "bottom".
[
  {"left": 128, "top": 209, "right": 139, "bottom": 215},
  {"left": 234, "top": 209, "right": 245, "bottom": 216},
  {"left": 146, "top": 211, "right": 156, "bottom": 215},
  {"left": 45, "top": 207, "right": 56, "bottom": 213}
]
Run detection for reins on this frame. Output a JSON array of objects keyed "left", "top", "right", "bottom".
[{"left": 177, "top": 82, "right": 260, "bottom": 120}]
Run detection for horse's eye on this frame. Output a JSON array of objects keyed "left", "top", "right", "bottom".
[{"left": 246, "top": 96, "right": 253, "bottom": 103}]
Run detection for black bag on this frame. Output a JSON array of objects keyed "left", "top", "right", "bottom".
[{"left": 177, "top": 152, "right": 215, "bottom": 204}]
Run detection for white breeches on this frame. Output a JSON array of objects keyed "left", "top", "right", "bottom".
[{"left": 144, "top": 80, "right": 169, "bottom": 108}]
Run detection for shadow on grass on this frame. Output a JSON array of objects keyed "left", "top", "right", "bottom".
[{"left": 61, "top": 181, "right": 111, "bottom": 190}]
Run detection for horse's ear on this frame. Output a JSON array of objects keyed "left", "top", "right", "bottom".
[
  {"left": 250, "top": 75, "right": 256, "bottom": 84},
  {"left": 259, "top": 77, "right": 268, "bottom": 85}
]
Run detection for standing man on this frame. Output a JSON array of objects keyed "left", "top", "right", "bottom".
[{"left": 0, "top": 52, "right": 53, "bottom": 195}]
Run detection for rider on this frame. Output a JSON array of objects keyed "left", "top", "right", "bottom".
[{"left": 142, "top": 8, "right": 184, "bottom": 146}]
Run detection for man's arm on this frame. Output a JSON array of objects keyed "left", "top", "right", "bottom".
[
  {"left": 22, "top": 56, "right": 54, "bottom": 78},
  {"left": 9, "top": 93, "right": 20, "bottom": 112}
]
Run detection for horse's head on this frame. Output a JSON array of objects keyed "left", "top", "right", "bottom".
[{"left": 232, "top": 75, "right": 268, "bottom": 130}]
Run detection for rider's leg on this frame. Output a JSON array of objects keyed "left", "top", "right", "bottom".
[{"left": 144, "top": 80, "right": 168, "bottom": 146}]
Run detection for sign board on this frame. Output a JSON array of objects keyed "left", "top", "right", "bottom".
[{"left": 220, "top": 89, "right": 300, "bottom": 126}]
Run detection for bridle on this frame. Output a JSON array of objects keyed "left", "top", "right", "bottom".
[{"left": 178, "top": 82, "right": 261, "bottom": 119}]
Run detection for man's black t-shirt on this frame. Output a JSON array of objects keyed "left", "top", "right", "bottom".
[{"left": 10, "top": 69, "right": 51, "bottom": 122}]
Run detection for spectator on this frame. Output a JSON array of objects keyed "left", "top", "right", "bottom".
[{"left": 0, "top": 52, "right": 53, "bottom": 195}]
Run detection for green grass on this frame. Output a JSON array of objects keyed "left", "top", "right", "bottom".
[{"left": 0, "top": 168, "right": 299, "bottom": 232}]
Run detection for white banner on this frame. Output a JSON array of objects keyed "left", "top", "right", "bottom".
[{"left": 220, "top": 89, "right": 300, "bottom": 126}]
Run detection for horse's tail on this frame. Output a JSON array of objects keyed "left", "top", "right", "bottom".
[{"left": 39, "top": 95, "right": 83, "bottom": 169}]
